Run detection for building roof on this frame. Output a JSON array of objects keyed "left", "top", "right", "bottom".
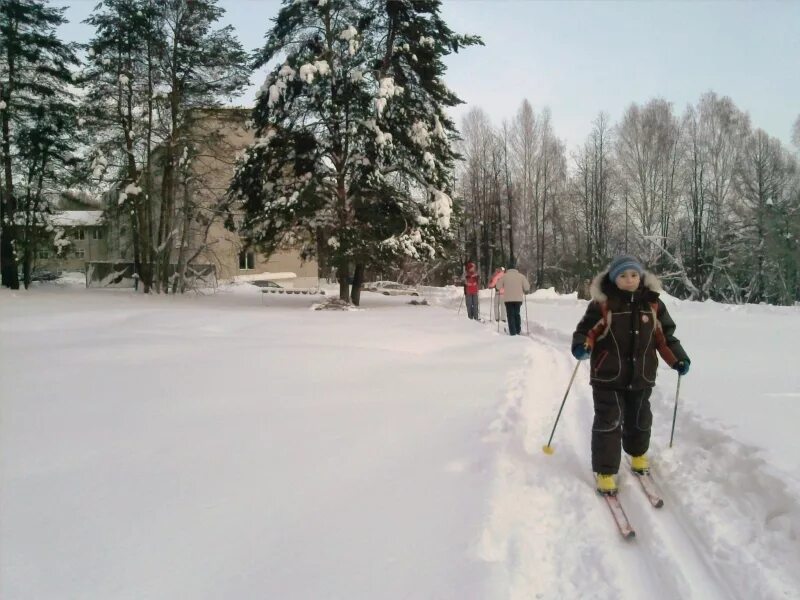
[
  {"left": 59, "top": 188, "right": 106, "bottom": 209},
  {"left": 49, "top": 211, "right": 105, "bottom": 227}
]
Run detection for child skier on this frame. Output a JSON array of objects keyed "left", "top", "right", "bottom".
[{"left": 571, "top": 255, "right": 690, "bottom": 494}]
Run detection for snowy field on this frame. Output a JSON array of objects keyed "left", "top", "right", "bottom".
[{"left": 1, "top": 279, "right": 799, "bottom": 599}]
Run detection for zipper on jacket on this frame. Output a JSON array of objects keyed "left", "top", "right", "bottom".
[{"left": 627, "top": 292, "right": 638, "bottom": 387}]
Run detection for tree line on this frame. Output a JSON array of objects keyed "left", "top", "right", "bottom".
[
  {"left": 1, "top": 0, "right": 248, "bottom": 292},
  {"left": 457, "top": 97, "right": 800, "bottom": 305},
  {"left": 2, "top": 0, "right": 479, "bottom": 302},
  {"left": 3, "top": 0, "right": 798, "bottom": 306}
]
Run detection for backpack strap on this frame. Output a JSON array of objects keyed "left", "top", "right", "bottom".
[
  {"left": 650, "top": 301, "right": 678, "bottom": 366},
  {"left": 586, "top": 301, "right": 611, "bottom": 348}
]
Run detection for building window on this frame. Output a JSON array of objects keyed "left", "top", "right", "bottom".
[
  {"left": 239, "top": 250, "right": 255, "bottom": 270},
  {"left": 92, "top": 228, "right": 104, "bottom": 240},
  {"left": 75, "top": 228, "right": 85, "bottom": 240},
  {"left": 75, "top": 248, "right": 85, "bottom": 259},
  {"left": 37, "top": 248, "right": 51, "bottom": 259}
]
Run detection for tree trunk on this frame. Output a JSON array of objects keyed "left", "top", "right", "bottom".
[
  {"left": 351, "top": 262, "right": 365, "bottom": 306},
  {"left": 141, "top": 21, "right": 157, "bottom": 294},
  {"left": 23, "top": 159, "right": 47, "bottom": 289},
  {"left": 157, "top": 148, "right": 175, "bottom": 292},
  {"left": 22, "top": 224, "right": 32, "bottom": 289},
  {"left": 0, "top": 79, "right": 19, "bottom": 289},
  {"left": 130, "top": 190, "right": 142, "bottom": 292},
  {"left": 338, "top": 258, "right": 350, "bottom": 302},
  {"left": 172, "top": 178, "right": 192, "bottom": 294}
]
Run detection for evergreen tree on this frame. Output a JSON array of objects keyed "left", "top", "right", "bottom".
[
  {"left": 154, "top": 0, "right": 249, "bottom": 292},
  {"left": 84, "top": 0, "right": 248, "bottom": 293},
  {"left": 0, "top": 0, "right": 79, "bottom": 289},
  {"left": 16, "top": 99, "right": 80, "bottom": 288},
  {"left": 734, "top": 129, "right": 799, "bottom": 304},
  {"left": 84, "top": 0, "right": 161, "bottom": 291},
  {"left": 231, "top": 0, "right": 481, "bottom": 304}
]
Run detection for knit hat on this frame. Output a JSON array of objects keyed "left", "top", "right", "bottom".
[{"left": 608, "top": 255, "right": 643, "bottom": 281}]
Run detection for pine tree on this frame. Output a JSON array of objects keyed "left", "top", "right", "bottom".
[
  {"left": 84, "top": 0, "right": 248, "bottom": 293},
  {"left": 231, "top": 0, "right": 481, "bottom": 304},
  {"left": 16, "top": 99, "right": 81, "bottom": 288},
  {"left": 734, "top": 129, "right": 799, "bottom": 304},
  {"left": 0, "top": 0, "right": 79, "bottom": 289},
  {"left": 84, "top": 0, "right": 161, "bottom": 291},
  {"left": 154, "top": 0, "right": 249, "bottom": 293}
]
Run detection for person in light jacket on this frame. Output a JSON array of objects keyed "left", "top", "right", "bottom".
[
  {"left": 488, "top": 266, "right": 506, "bottom": 322},
  {"left": 497, "top": 261, "right": 531, "bottom": 335}
]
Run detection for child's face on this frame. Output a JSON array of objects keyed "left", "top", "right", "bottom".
[{"left": 615, "top": 269, "right": 641, "bottom": 292}]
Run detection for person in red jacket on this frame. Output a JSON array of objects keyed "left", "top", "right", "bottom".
[{"left": 463, "top": 261, "right": 480, "bottom": 320}]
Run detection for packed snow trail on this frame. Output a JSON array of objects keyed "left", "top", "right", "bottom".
[
  {"left": 474, "top": 307, "right": 800, "bottom": 600},
  {"left": 3, "top": 283, "right": 799, "bottom": 599}
]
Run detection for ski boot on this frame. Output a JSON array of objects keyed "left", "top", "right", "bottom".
[
  {"left": 630, "top": 454, "right": 649, "bottom": 474},
  {"left": 595, "top": 473, "right": 618, "bottom": 495}
]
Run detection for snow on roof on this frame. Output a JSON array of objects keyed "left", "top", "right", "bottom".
[
  {"left": 233, "top": 272, "right": 297, "bottom": 282},
  {"left": 49, "top": 211, "right": 105, "bottom": 227},
  {"left": 61, "top": 188, "right": 105, "bottom": 209}
]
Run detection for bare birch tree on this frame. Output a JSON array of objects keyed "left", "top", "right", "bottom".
[
  {"left": 510, "top": 99, "right": 538, "bottom": 269},
  {"left": 572, "top": 112, "right": 616, "bottom": 277},
  {"left": 616, "top": 99, "right": 682, "bottom": 263}
]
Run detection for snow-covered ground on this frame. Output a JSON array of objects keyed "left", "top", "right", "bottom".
[{"left": 1, "top": 279, "right": 798, "bottom": 599}]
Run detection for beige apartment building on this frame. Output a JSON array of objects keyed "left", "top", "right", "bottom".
[
  {"left": 39, "top": 108, "right": 318, "bottom": 288},
  {"left": 179, "top": 108, "right": 319, "bottom": 287}
]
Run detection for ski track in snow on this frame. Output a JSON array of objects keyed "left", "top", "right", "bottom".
[
  {"left": 4, "top": 285, "right": 799, "bottom": 599},
  {"left": 469, "top": 311, "right": 800, "bottom": 600}
]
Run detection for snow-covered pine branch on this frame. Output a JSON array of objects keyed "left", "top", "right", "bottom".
[{"left": 230, "top": 0, "right": 481, "bottom": 303}]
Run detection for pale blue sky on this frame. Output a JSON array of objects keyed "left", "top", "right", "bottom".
[{"left": 56, "top": 0, "right": 799, "bottom": 152}]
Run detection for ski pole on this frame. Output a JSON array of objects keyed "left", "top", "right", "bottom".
[
  {"left": 492, "top": 288, "right": 500, "bottom": 333},
  {"left": 457, "top": 293, "right": 464, "bottom": 315},
  {"left": 669, "top": 374, "right": 682, "bottom": 448},
  {"left": 543, "top": 360, "right": 581, "bottom": 455},
  {"left": 524, "top": 295, "right": 530, "bottom": 334}
]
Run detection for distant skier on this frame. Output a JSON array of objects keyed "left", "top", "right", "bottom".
[
  {"left": 463, "top": 261, "right": 480, "bottom": 320},
  {"left": 497, "top": 260, "right": 530, "bottom": 335},
  {"left": 488, "top": 266, "right": 507, "bottom": 322},
  {"left": 571, "top": 255, "right": 691, "bottom": 495}
]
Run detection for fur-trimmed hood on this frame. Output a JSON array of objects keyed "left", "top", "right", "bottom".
[{"left": 589, "top": 268, "right": 663, "bottom": 303}]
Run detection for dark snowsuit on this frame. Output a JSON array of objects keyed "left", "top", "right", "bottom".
[{"left": 572, "top": 270, "right": 690, "bottom": 474}]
